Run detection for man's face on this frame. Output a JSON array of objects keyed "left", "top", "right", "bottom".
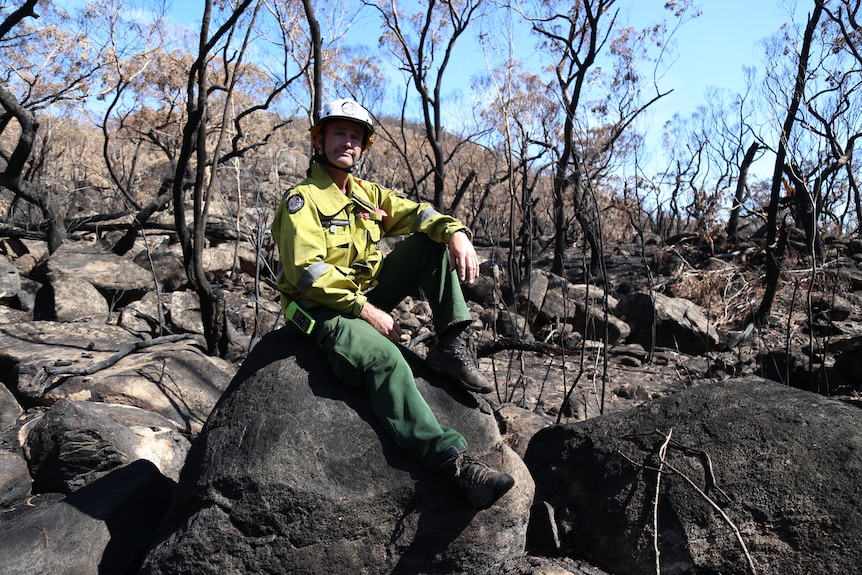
[{"left": 316, "top": 120, "right": 365, "bottom": 169}]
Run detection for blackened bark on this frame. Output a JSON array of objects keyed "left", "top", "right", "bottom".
[
  {"left": 726, "top": 141, "right": 760, "bottom": 243},
  {"left": 758, "top": 3, "right": 823, "bottom": 322}
]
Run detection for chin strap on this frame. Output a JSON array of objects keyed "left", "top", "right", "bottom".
[{"left": 311, "top": 152, "right": 356, "bottom": 174}]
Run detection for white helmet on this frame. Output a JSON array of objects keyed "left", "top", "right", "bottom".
[{"left": 310, "top": 98, "right": 374, "bottom": 150}]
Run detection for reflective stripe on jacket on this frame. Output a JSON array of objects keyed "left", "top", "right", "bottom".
[{"left": 271, "top": 163, "right": 470, "bottom": 317}]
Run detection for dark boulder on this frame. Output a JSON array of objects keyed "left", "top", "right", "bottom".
[
  {"left": 615, "top": 291, "right": 720, "bottom": 355},
  {"left": 141, "top": 328, "right": 533, "bottom": 575},
  {"left": 524, "top": 377, "right": 862, "bottom": 575},
  {"left": 23, "top": 399, "right": 190, "bottom": 494},
  {"left": 40, "top": 243, "right": 153, "bottom": 309},
  {"left": 0, "top": 459, "right": 174, "bottom": 575},
  {"left": 0, "top": 382, "right": 22, "bottom": 431},
  {"left": 0, "top": 450, "right": 31, "bottom": 509}
]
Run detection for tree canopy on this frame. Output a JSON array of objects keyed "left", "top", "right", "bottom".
[{"left": 2, "top": 0, "right": 861, "bottom": 352}]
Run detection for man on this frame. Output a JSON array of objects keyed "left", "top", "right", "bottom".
[{"left": 271, "top": 98, "right": 514, "bottom": 509}]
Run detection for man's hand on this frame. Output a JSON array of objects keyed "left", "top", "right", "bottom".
[
  {"left": 360, "top": 302, "right": 402, "bottom": 342},
  {"left": 448, "top": 230, "right": 479, "bottom": 284}
]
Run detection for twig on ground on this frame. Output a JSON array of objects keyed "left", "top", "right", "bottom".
[
  {"left": 662, "top": 459, "right": 757, "bottom": 575},
  {"left": 616, "top": 430, "right": 757, "bottom": 575},
  {"left": 30, "top": 333, "right": 206, "bottom": 396},
  {"left": 477, "top": 336, "right": 582, "bottom": 358},
  {"left": 654, "top": 428, "right": 673, "bottom": 575}
]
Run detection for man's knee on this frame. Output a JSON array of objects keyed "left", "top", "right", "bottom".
[{"left": 325, "top": 317, "right": 403, "bottom": 373}]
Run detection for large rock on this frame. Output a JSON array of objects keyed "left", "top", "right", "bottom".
[
  {"left": 0, "top": 382, "right": 22, "bottom": 431},
  {"left": 0, "top": 322, "right": 235, "bottom": 433},
  {"left": 40, "top": 337, "right": 235, "bottom": 434},
  {"left": 0, "top": 237, "right": 47, "bottom": 277},
  {"left": 0, "top": 450, "right": 31, "bottom": 509},
  {"left": 501, "top": 555, "right": 612, "bottom": 575},
  {"left": 497, "top": 403, "right": 553, "bottom": 460},
  {"left": 37, "top": 268, "right": 108, "bottom": 322},
  {"left": 22, "top": 399, "right": 190, "bottom": 494},
  {"left": 0, "top": 304, "right": 30, "bottom": 325},
  {"left": 515, "top": 270, "right": 549, "bottom": 318},
  {"left": 43, "top": 242, "right": 153, "bottom": 306},
  {"left": 168, "top": 290, "right": 206, "bottom": 334},
  {"left": 833, "top": 333, "right": 862, "bottom": 385},
  {"left": 0, "top": 459, "right": 174, "bottom": 575},
  {"left": 132, "top": 243, "right": 258, "bottom": 293},
  {"left": 524, "top": 377, "right": 862, "bottom": 575},
  {"left": 0, "top": 254, "right": 20, "bottom": 299},
  {"left": 0, "top": 321, "right": 138, "bottom": 396},
  {"left": 141, "top": 328, "right": 533, "bottom": 575},
  {"left": 118, "top": 290, "right": 169, "bottom": 335},
  {"left": 542, "top": 275, "right": 629, "bottom": 344},
  {"left": 133, "top": 249, "right": 188, "bottom": 292},
  {"left": 615, "top": 291, "right": 720, "bottom": 354}
]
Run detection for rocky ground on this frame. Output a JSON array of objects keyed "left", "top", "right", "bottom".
[
  {"left": 2, "top": 221, "right": 862, "bottom": 574},
  {"left": 430, "top": 230, "right": 862, "bottom": 424},
  {"left": 5, "top": 221, "right": 860, "bottom": 427}
]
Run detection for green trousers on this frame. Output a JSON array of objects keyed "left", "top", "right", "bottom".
[{"left": 309, "top": 234, "right": 471, "bottom": 468}]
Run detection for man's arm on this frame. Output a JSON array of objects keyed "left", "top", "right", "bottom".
[
  {"left": 448, "top": 230, "right": 479, "bottom": 284},
  {"left": 359, "top": 302, "right": 403, "bottom": 342}
]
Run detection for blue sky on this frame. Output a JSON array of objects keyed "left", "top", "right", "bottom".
[
  {"left": 158, "top": 1, "right": 803, "bottom": 117},
  {"left": 157, "top": 0, "right": 803, "bottom": 176},
  {"left": 631, "top": 0, "right": 800, "bottom": 123},
  {"left": 344, "top": 1, "right": 803, "bottom": 145}
]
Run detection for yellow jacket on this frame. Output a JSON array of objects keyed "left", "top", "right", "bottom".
[{"left": 271, "top": 163, "right": 470, "bottom": 317}]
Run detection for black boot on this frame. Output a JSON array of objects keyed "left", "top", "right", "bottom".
[
  {"left": 427, "top": 327, "right": 493, "bottom": 394},
  {"left": 440, "top": 446, "right": 515, "bottom": 509}
]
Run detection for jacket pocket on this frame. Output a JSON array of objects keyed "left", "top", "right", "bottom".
[{"left": 323, "top": 224, "right": 351, "bottom": 263}]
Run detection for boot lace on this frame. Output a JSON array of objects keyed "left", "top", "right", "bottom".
[
  {"left": 452, "top": 331, "right": 480, "bottom": 373},
  {"left": 449, "top": 451, "right": 498, "bottom": 485}
]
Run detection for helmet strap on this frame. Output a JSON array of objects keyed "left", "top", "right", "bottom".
[{"left": 312, "top": 152, "right": 356, "bottom": 174}]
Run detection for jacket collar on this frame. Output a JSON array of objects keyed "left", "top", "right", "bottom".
[
  {"left": 305, "top": 163, "right": 352, "bottom": 217},
  {"left": 306, "top": 163, "right": 378, "bottom": 217}
]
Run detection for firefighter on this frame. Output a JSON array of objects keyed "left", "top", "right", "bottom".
[{"left": 270, "top": 98, "right": 513, "bottom": 509}]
